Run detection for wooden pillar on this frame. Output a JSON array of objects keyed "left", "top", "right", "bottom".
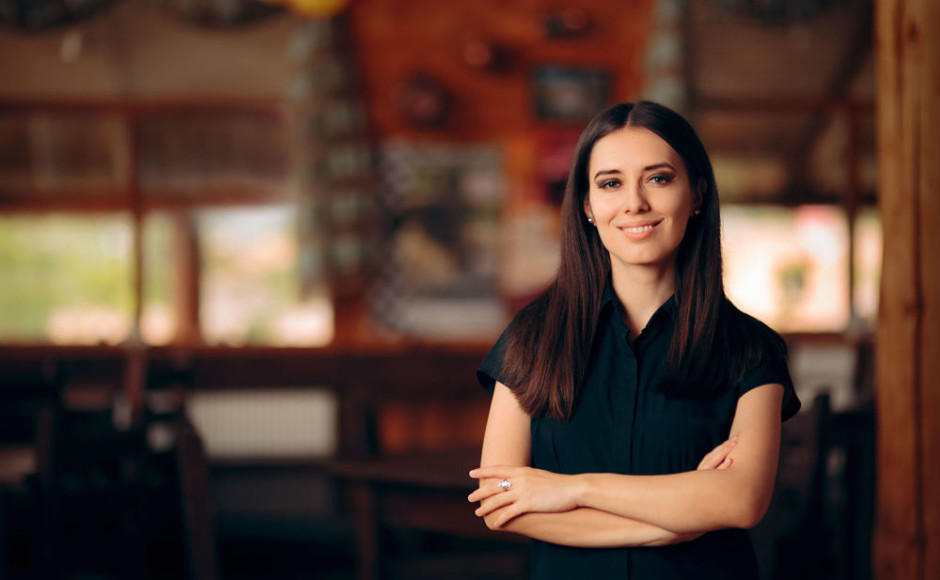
[{"left": 874, "top": 0, "right": 940, "bottom": 578}]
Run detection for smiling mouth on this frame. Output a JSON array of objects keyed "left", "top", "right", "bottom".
[{"left": 618, "top": 219, "right": 663, "bottom": 234}]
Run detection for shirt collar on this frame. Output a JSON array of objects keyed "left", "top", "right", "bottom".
[{"left": 599, "top": 281, "right": 677, "bottom": 335}]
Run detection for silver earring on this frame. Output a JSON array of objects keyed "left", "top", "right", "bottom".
[{"left": 587, "top": 217, "right": 594, "bottom": 224}]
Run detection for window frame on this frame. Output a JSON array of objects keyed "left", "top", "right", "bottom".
[{"left": 0, "top": 98, "right": 296, "bottom": 349}]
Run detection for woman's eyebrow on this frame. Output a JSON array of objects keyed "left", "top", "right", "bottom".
[
  {"left": 593, "top": 163, "right": 676, "bottom": 180},
  {"left": 592, "top": 169, "right": 622, "bottom": 179}
]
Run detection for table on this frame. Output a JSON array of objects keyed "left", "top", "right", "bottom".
[{"left": 328, "top": 448, "right": 527, "bottom": 580}]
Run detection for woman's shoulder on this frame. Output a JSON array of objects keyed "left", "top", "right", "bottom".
[
  {"left": 477, "top": 296, "right": 548, "bottom": 394},
  {"left": 723, "top": 299, "right": 788, "bottom": 354},
  {"left": 723, "top": 299, "right": 801, "bottom": 419}
]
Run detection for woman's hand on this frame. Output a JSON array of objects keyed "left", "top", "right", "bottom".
[
  {"left": 468, "top": 466, "right": 581, "bottom": 528},
  {"left": 697, "top": 435, "right": 738, "bottom": 471},
  {"left": 663, "top": 436, "right": 737, "bottom": 543},
  {"left": 468, "top": 436, "right": 738, "bottom": 529}
]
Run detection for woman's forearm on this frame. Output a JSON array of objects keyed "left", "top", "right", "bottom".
[
  {"left": 575, "top": 469, "right": 760, "bottom": 533},
  {"left": 485, "top": 506, "right": 699, "bottom": 548},
  {"left": 572, "top": 386, "right": 785, "bottom": 533},
  {"left": 473, "top": 385, "right": 784, "bottom": 533}
]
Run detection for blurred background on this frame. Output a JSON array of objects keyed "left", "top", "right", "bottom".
[{"left": 0, "top": 1, "right": 882, "bottom": 579}]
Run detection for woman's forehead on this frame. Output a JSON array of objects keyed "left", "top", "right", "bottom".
[{"left": 589, "top": 127, "right": 683, "bottom": 172}]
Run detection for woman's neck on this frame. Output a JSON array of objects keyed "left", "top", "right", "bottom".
[{"left": 610, "top": 262, "right": 676, "bottom": 339}]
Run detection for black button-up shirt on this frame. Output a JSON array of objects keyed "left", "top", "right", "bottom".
[{"left": 478, "top": 285, "right": 800, "bottom": 580}]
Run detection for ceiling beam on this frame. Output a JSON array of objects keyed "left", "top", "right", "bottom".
[{"left": 780, "top": 3, "right": 873, "bottom": 198}]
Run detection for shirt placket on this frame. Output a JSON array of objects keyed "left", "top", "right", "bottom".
[{"left": 611, "top": 326, "right": 640, "bottom": 475}]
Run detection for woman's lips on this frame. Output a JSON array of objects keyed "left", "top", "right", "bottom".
[{"left": 617, "top": 219, "right": 663, "bottom": 240}]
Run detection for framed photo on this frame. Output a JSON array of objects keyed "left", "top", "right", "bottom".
[{"left": 533, "top": 66, "right": 612, "bottom": 123}]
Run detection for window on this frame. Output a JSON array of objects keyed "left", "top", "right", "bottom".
[
  {"left": 0, "top": 102, "right": 333, "bottom": 347},
  {"left": 698, "top": 101, "right": 877, "bottom": 334},
  {"left": 0, "top": 213, "right": 133, "bottom": 344},
  {"left": 198, "top": 206, "right": 333, "bottom": 347},
  {"left": 723, "top": 205, "right": 858, "bottom": 333}
]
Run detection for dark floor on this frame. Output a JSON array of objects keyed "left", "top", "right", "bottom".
[{"left": 218, "top": 535, "right": 354, "bottom": 580}]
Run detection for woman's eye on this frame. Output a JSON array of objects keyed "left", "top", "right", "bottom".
[
  {"left": 649, "top": 174, "right": 674, "bottom": 185},
  {"left": 598, "top": 179, "right": 621, "bottom": 190}
]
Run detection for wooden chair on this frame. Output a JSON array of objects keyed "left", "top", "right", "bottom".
[
  {"left": 0, "top": 362, "right": 62, "bottom": 580},
  {"left": 37, "top": 405, "right": 150, "bottom": 580},
  {"left": 329, "top": 382, "right": 528, "bottom": 580},
  {"left": 752, "top": 392, "right": 835, "bottom": 580},
  {"left": 172, "top": 414, "right": 220, "bottom": 580}
]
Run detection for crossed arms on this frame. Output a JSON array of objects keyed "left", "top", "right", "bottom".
[{"left": 467, "top": 381, "right": 784, "bottom": 548}]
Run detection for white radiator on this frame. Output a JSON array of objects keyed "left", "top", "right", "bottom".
[{"left": 185, "top": 388, "right": 338, "bottom": 459}]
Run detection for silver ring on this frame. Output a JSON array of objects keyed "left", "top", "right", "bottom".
[{"left": 498, "top": 478, "right": 512, "bottom": 491}]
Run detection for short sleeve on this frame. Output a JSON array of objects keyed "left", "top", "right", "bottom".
[
  {"left": 737, "top": 343, "right": 801, "bottom": 422},
  {"left": 476, "top": 321, "right": 513, "bottom": 397}
]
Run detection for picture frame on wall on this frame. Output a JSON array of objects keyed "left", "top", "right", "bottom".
[{"left": 533, "top": 66, "right": 612, "bottom": 123}]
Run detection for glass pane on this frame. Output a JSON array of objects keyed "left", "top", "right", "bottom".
[
  {"left": 141, "top": 212, "right": 178, "bottom": 345},
  {"left": 199, "top": 205, "right": 333, "bottom": 346},
  {"left": 0, "top": 111, "right": 129, "bottom": 200},
  {"left": 722, "top": 205, "right": 849, "bottom": 333},
  {"left": 0, "top": 213, "right": 133, "bottom": 344},
  {"left": 139, "top": 110, "right": 291, "bottom": 201},
  {"left": 853, "top": 208, "right": 882, "bottom": 323}
]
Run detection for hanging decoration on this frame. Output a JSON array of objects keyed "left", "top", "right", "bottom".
[
  {"left": 148, "top": 0, "right": 283, "bottom": 27},
  {"left": 641, "top": 0, "right": 688, "bottom": 113},
  {"left": 396, "top": 72, "right": 452, "bottom": 131},
  {"left": 288, "top": 14, "right": 379, "bottom": 305},
  {"left": 260, "top": 0, "right": 357, "bottom": 19},
  {"left": 714, "top": 0, "right": 848, "bottom": 25},
  {"left": 0, "top": 0, "right": 116, "bottom": 32},
  {"left": 0, "top": 0, "right": 288, "bottom": 31}
]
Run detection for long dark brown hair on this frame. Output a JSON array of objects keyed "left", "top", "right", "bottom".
[{"left": 502, "top": 101, "right": 782, "bottom": 421}]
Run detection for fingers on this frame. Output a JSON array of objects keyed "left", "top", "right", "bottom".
[
  {"left": 467, "top": 465, "right": 521, "bottom": 503},
  {"left": 468, "top": 466, "right": 515, "bottom": 480},
  {"left": 696, "top": 436, "right": 738, "bottom": 470},
  {"left": 467, "top": 480, "right": 509, "bottom": 503},
  {"left": 474, "top": 490, "right": 517, "bottom": 518},
  {"left": 488, "top": 502, "right": 524, "bottom": 528},
  {"left": 468, "top": 466, "right": 524, "bottom": 523}
]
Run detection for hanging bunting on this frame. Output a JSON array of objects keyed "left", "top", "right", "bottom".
[
  {"left": 151, "top": 0, "right": 284, "bottom": 27},
  {"left": 0, "top": 0, "right": 116, "bottom": 32}
]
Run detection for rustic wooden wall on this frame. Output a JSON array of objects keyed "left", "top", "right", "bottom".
[
  {"left": 347, "top": 0, "right": 654, "bottom": 142},
  {"left": 874, "top": 0, "right": 940, "bottom": 578}
]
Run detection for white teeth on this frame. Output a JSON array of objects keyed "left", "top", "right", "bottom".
[{"left": 623, "top": 225, "right": 655, "bottom": 233}]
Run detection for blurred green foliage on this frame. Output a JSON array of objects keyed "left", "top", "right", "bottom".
[{"left": 0, "top": 214, "right": 133, "bottom": 341}]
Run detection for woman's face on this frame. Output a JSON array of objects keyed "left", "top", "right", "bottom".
[{"left": 584, "top": 127, "right": 697, "bottom": 276}]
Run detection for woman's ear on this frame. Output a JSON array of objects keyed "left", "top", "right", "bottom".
[{"left": 583, "top": 197, "right": 594, "bottom": 223}]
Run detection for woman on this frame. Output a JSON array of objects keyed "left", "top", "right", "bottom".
[{"left": 468, "top": 101, "right": 800, "bottom": 579}]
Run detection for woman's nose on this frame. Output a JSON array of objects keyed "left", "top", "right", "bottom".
[{"left": 621, "top": 182, "right": 650, "bottom": 214}]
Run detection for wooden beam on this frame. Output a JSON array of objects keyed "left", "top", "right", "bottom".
[
  {"left": 874, "top": 0, "right": 940, "bottom": 578},
  {"left": 918, "top": 1, "right": 940, "bottom": 577}
]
